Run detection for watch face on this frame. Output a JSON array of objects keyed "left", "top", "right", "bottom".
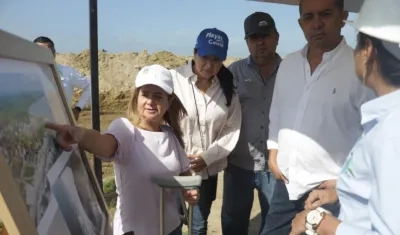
[{"left": 307, "top": 210, "right": 322, "bottom": 224}]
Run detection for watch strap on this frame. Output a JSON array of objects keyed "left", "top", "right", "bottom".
[
  {"left": 305, "top": 229, "right": 317, "bottom": 235},
  {"left": 316, "top": 207, "right": 331, "bottom": 215},
  {"left": 306, "top": 222, "right": 314, "bottom": 231},
  {"left": 306, "top": 207, "right": 331, "bottom": 234}
]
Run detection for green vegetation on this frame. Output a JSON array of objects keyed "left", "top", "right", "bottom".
[
  {"left": 103, "top": 176, "right": 117, "bottom": 217},
  {"left": 103, "top": 176, "right": 116, "bottom": 194},
  {"left": 22, "top": 165, "right": 35, "bottom": 178},
  {"left": 0, "top": 92, "right": 43, "bottom": 123}
]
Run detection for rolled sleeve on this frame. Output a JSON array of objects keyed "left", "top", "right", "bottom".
[
  {"left": 103, "top": 118, "right": 133, "bottom": 163},
  {"left": 202, "top": 94, "right": 242, "bottom": 166}
]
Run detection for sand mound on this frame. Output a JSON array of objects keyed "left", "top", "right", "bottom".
[{"left": 56, "top": 50, "right": 241, "bottom": 112}]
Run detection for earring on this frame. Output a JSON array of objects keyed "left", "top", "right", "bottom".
[{"left": 362, "top": 59, "right": 367, "bottom": 84}]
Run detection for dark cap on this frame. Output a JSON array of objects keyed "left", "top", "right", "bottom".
[{"left": 244, "top": 12, "right": 276, "bottom": 39}]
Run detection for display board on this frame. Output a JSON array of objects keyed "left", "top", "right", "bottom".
[{"left": 0, "top": 29, "right": 111, "bottom": 235}]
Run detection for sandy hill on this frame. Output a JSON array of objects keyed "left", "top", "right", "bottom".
[{"left": 57, "top": 49, "right": 241, "bottom": 112}]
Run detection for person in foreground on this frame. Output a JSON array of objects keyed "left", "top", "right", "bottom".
[
  {"left": 222, "top": 12, "right": 281, "bottom": 235},
  {"left": 170, "top": 28, "right": 241, "bottom": 235},
  {"left": 34, "top": 36, "right": 91, "bottom": 121},
  {"left": 290, "top": 0, "right": 400, "bottom": 234},
  {"left": 45, "top": 64, "right": 199, "bottom": 235},
  {"left": 264, "top": 0, "right": 373, "bottom": 234}
]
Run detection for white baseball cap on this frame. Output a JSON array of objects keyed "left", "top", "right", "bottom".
[
  {"left": 135, "top": 64, "right": 174, "bottom": 95},
  {"left": 347, "top": 0, "right": 400, "bottom": 44}
]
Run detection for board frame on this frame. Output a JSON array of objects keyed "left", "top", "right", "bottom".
[{"left": 0, "top": 29, "right": 111, "bottom": 235}]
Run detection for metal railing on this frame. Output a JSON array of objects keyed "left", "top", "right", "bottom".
[{"left": 151, "top": 175, "right": 202, "bottom": 235}]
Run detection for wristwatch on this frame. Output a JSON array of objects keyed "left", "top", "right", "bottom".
[{"left": 305, "top": 207, "right": 331, "bottom": 234}]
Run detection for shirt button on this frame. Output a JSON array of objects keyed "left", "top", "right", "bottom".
[
  {"left": 261, "top": 126, "right": 264, "bottom": 129},
  {"left": 262, "top": 111, "right": 265, "bottom": 114},
  {"left": 260, "top": 140, "right": 264, "bottom": 144},
  {"left": 263, "top": 97, "right": 266, "bottom": 100}
]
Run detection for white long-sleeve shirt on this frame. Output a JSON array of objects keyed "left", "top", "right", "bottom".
[
  {"left": 267, "top": 39, "right": 374, "bottom": 200},
  {"left": 170, "top": 61, "right": 242, "bottom": 179},
  {"left": 56, "top": 64, "right": 91, "bottom": 109},
  {"left": 336, "top": 89, "right": 400, "bottom": 235}
]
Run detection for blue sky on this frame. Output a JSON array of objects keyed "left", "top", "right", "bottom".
[{"left": 0, "top": 0, "right": 358, "bottom": 58}]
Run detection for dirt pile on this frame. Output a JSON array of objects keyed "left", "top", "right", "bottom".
[{"left": 56, "top": 50, "right": 241, "bottom": 112}]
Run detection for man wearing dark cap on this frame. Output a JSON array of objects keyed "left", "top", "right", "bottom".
[{"left": 221, "top": 12, "right": 281, "bottom": 235}]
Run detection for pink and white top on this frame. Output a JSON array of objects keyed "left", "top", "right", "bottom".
[{"left": 104, "top": 117, "right": 190, "bottom": 235}]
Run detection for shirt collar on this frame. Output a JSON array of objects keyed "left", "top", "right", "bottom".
[
  {"left": 246, "top": 53, "right": 282, "bottom": 67},
  {"left": 361, "top": 89, "right": 400, "bottom": 126},
  {"left": 300, "top": 37, "right": 347, "bottom": 61},
  {"left": 246, "top": 54, "right": 282, "bottom": 78}
]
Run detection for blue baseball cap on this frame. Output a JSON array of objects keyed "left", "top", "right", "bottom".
[{"left": 195, "top": 28, "right": 229, "bottom": 61}]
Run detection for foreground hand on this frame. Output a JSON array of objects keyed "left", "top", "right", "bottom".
[
  {"left": 289, "top": 210, "right": 309, "bottom": 235},
  {"left": 268, "top": 160, "right": 288, "bottom": 183},
  {"left": 318, "top": 180, "right": 337, "bottom": 189},
  {"left": 188, "top": 154, "right": 207, "bottom": 172},
  {"left": 182, "top": 188, "right": 199, "bottom": 206},
  {"left": 45, "top": 122, "right": 84, "bottom": 151},
  {"left": 305, "top": 189, "right": 338, "bottom": 210}
]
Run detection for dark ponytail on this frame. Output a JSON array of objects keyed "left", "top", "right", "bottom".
[
  {"left": 216, "top": 65, "right": 235, "bottom": 106},
  {"left": 356, "top": 32, "right": 400, "bottom": 86}
]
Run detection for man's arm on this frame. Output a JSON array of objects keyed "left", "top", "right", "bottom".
[
  {"left": 267, "top": 65, "right": 288, "bottom": 182},
  {"left": 267, "top": 71, "right": 281, "bottom": 151},
  {"left": 71, "top": 69, "right": 91, "bottom": 109}
]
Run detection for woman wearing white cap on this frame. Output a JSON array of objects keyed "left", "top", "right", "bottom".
[
  {"left": 289, "top": 0, "right": 400, "bottom": 234},
  {"left": 170, "top": 28, "right": 241, "bottom": 235},
  {"left": 45, "top": 64, "right": 199, "bottom": 235}
]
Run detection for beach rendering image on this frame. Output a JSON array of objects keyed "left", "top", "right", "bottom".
[{"left": 0, "top": 70, "right": 63, "bottom": 226}]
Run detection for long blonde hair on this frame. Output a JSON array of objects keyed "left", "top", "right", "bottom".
[{"left": 127, "top": 88, "right": 187, "bottom": 148}]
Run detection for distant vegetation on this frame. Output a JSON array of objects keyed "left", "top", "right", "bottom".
[{"left": 0, "top": 92, "right": 43, "bottom": 123}]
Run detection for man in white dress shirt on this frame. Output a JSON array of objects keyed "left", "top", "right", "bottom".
[
  {"left": 264, "top": 0, "right": 374, "bottom": 234},
  {"left": 34, "top": 36, "right": 91, "bottom": 121}
]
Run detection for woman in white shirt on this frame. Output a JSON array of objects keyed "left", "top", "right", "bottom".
[
  {"left": 170, "top": 28, "right": 242, "bottom": 235},
  {"left": 289, "top": 0, "right": 400, "bottom": 234},
  {"left": 45, "top": 65, "right": 198, "bottom": 235}
]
